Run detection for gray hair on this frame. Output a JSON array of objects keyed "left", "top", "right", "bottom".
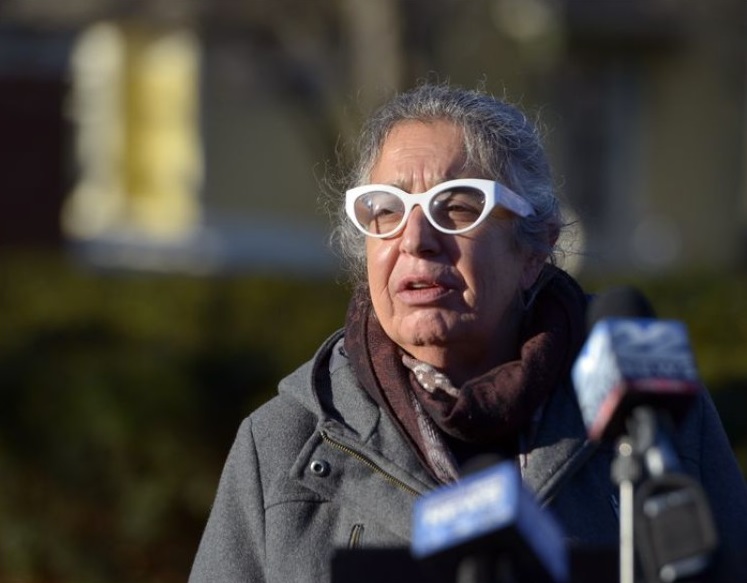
[{"left": 329, "top": 83, "right": 563, "bottom": 284}]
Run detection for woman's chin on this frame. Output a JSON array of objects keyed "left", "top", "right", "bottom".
[{"left": 394, "top": 313, "right": 470, "bottom": 350}]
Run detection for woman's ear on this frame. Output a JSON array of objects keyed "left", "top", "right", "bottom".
[
  {"left": 520, "top": 252, "right": 548, "bottom": 291},
  {"left": 520, "top": 225, "right": 558, "bottom": 290}
]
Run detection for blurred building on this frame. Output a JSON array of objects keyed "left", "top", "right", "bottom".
[
  {"left": 554, "top": 0, "right": 747, "bottom": 275},
  {"left": 0, "top": 0, "right": 745, "bottom": 277}
]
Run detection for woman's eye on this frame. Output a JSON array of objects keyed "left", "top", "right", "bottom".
[
  {"left": 372, "top": 203, "right": 397, "bottom": 217},
  {"left": 439, "top": 191, "right": 483, "bottom": 214},
  {"left": 445, "top": 201, "right": 478, "bottom": 214},
  {"left": 357, "top": 193, "right": 405, "bottom": 232}
]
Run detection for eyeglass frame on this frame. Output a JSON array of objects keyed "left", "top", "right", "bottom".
[{"left": 344, "top": 178, "right": 535, "bottom": 239}]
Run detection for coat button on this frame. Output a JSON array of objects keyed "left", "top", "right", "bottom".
[{"left": 309, "top": 459, "right": 331, "bottom": 477}]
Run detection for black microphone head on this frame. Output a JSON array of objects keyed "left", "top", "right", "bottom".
[
  {"left": 586, "top": 286, "right": 656, "bottom": 332},
  {"left": 459, "top": 454, "right": 504, "bottom": 478}
]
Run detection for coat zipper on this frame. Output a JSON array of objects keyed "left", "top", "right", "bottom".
[
  {"left": 348, "top": 523, "right": 364, "bottom": 548},
  {"left": 319, "top": 430, "right": 421, "bottom": 497}
]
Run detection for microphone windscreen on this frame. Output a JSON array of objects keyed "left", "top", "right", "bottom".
[{"left": 586, "top": 286, "right": 656, "bottom": 331}]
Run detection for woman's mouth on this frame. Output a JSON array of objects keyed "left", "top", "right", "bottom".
[{"left": 396, "top": 278, "right": 454, "bottom": 304}]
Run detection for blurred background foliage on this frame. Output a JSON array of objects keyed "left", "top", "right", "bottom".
[
  {"left": 0, "top": 251, "right": 351, "bottom": 582},
  {"left": 1, "top": 251, "right": 746, "bottom": 583}
]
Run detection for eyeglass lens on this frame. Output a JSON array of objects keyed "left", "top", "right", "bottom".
[{"left": 353, "top": 186, "right": 487, "bottom": 235}]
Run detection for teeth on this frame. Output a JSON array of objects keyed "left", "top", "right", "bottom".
[{"left": 410, "top": 282, "right": 432, "bottom": 289}]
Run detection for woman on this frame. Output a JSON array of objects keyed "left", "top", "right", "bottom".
[{"left": 190, "top": 84, "right": 747, "bottom": 582}]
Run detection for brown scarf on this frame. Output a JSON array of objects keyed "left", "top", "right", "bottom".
[{"left": 343, "top": 265, "right": 588, "bottom": 482}]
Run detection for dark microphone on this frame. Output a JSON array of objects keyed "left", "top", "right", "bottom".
[
  {"left": 411, "top": 455, "right": 569, "bottom": 583},
  {"left": 571, "top": 286, "right": 702, "bottom": 443}
]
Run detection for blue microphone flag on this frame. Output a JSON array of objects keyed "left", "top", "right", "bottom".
[{"left": 411, "top": 462, "right": 568, "bottom": 582}]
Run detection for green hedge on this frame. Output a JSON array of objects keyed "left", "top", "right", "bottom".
[
  {"left": 0, "top": 252, "right": 350, "bottom": 583},
  {"left": 0, "top": 252, "right": 745, "bottom": 583}
]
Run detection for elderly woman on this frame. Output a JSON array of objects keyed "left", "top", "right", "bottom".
[{"left": 190, "top": 84, "right": 747, "bottom": 582}]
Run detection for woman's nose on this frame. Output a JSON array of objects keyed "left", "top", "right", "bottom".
[{"left": 398, "top": 205, "right": 441, "bottom": 255}]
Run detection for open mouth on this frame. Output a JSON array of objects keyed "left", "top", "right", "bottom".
[
  {"left": 407, "top": 281, "right": 440, "bottom": 290},
  {"left": 397, "top": 276, "right": 454, "bottom": 304}
]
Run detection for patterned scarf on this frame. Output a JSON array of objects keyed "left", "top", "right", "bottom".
[{"left": 343, "top": 265, "right": 588, "bottom": 483}]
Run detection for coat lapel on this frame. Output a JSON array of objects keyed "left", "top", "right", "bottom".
[
  {"left": 522, "top": 381, "right": 598, "bottom": 505},
  {"left": 292, "top": 352, "right": 439, "bottom": 541}
]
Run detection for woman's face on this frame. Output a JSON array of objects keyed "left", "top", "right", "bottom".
[{"left": 365, "top": 120, "right": 544, "bottom": 381}]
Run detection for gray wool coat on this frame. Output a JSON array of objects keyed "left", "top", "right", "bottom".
[{"left": 189, "top": 330, "right": 747, "bottom": 583}]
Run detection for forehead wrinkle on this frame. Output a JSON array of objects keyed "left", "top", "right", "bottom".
[
  {"left": 371, "top": 120, "right": 470, "bottom": 192},
  {"left": 376, "top": 155, "right": 472, "bottom": 193}
]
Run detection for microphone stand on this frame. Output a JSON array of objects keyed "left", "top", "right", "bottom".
[
  {"left": 612, "top": 435, "right": 641, "bottom": 583},
  {"left": 612, "top": 406, "right": 718, "bottom": 583}
]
